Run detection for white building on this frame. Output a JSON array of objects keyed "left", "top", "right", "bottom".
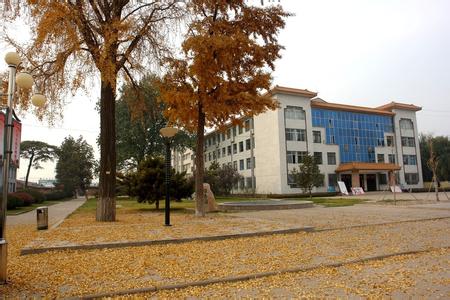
[{"left": 174, "top": 86, "right": 423, "bottom": 195}]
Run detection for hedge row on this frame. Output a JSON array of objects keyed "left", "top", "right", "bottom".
[{"left": 3, "top": 189, "right": 72, "bottom": 210}]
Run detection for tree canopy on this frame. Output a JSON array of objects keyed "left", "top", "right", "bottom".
[
  {"left": 55, "top": 136, "right": 96, "bottom": 196},
  {"left": 116, "top": 75, "right": 195, "bottom": 171},
  {"left": 4, "top": 1, "right": 184, "bottom": 221},
  {"left": 290, "top": 154, "right": 324, "bottom": 198},
  {"left": 419, "top": 134, "right": 450, "bottom": 182},
  {"left": 20, "top": 140, "right": 58, "bottom": 188},
  {"left": 159, "top": 0, "right": 289, "bottom": 216}
]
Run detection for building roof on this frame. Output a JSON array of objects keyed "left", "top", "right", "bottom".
[
  {"left": 336, "top": 162, "right": 401, "bottom": 173},
  {"left": 269, "top": 85, "right": 318, "bottom": 98},
  {"left": 311, "top": 99, "right": 395, "bottom": 116},
  {"left": 376, "top": 101, "right": 422, "bottom": 112}
]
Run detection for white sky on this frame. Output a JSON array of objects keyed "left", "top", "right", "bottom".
[{"left": 1, "top": 0, "right": 450, "bottom": 182}]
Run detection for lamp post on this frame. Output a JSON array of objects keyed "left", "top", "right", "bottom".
[
  {"left": 0, "top": 52, "right": 46, "bottom": 283},
  {"left": 159, "top": 126, "right": 178, "bottom": 226}
]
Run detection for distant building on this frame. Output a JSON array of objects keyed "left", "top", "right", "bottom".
[
  {"left": 38, "top": 178, "right": 57, "bottom": 188},
  {"left": 0, "top": 112, "right": 22, "bottom": 192},
  {"left": 174, "top": 85, "right": 423, "bottom": 194}
]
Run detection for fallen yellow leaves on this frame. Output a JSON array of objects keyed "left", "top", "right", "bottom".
[{"left": 0, "top": 217, "right": 449, "bottom": 298}]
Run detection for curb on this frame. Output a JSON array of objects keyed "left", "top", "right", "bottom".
[
  {"left": 21, "top": 226, "right": 315, "bottom": 255},
  {"left": 315, "top": 216, "right": 450, "bottom": 233},
  {"left": 67, "top": 245, "right": 450, "bottom": 300}
]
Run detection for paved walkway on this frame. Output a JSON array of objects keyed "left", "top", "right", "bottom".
[{"left": 6, "top": 197, "right": 86, "bottom": 227}]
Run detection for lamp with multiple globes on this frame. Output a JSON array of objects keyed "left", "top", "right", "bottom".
[{"left": 1, "top": 52, "right": 47, "bottom": 284}]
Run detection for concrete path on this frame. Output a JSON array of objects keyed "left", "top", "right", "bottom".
[{"left": 6, "top": 197, "right": 86, "bottom": 227}]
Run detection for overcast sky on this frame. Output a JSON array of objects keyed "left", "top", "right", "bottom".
[{"left": 1, "top": 0, "right": 450, "bottom": 182}]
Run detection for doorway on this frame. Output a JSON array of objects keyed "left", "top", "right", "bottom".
[{"left": 366, "top": 174, "right": 377, "bottom": 191}]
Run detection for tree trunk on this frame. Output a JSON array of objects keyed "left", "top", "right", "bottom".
[
  {"left": 434, "top": 175, "right": 440, "bottom": 201},
  {"left": 25, "top": 153, "right": 34, "bottom": 188},
  {"left": 195, "top": 104, "right": 206, "bottom": 217},
  {"left": 96, "top": 78, "right": 117, "bottom": 222}
]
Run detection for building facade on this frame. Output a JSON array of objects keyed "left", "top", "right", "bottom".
[{"left": 174, "top": 86, "right": 423, "bottom": 194}]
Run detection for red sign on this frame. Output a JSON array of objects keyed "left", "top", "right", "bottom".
[{"left": 12, "top": 119, "right": 21, "bottom": 167}]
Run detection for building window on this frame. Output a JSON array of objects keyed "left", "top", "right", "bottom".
[
  {"left": 328, "top": 119, "right": 333, "bottom": 128},
  {"left": 328, "top": 173, "right": 338, "bottom": 187},
  {"left": 287, "top": 151, "right": 308, "bottom": 164},
  {"left": 378, "top": 173, "right": 387, "bottom": 185},
  {"left": 246, "top": 177, "right": 253, "bottom": 188},
  {"left": 208, "top": 152, "right": 211, "bottom": 161},
  {"left": 233, "top": 143, "right": 237, "bottom": 154},
  {"left": 403, "top": 155, "right": 417, "bottom": 165},
  {"left": 285, "top": 128, "right": 306, "bottom": 141},
  {"left": 313, "top": 131, "right": 321, "bottom": 143},
  {"left": 287, "top": 151, "right": 296, "bottom": 164},
  {"left": 227, "top": 129, "right": 231, "bottom": 139},
  {"left": 386, "top": 136, "right": 394, "bottom": 147},
  {"left": 227, "top": 145, "right": 231, "bottom": 155},
  {"left": 238, "top": 125, "right": 243, "bottom": 134},
  {"left": 245, "top": 138, "right": 251, "bottom": 150},
  {"left": 217, "top": 150, "right": 220, "bottom": 159},
  {"left": 233, "top": 161, "right": 237, "bottom": 170},
  {"left": 239, "top": 159, "right": 244, "bottom": 170},
  {"left": 330, "top": 135, "right": 336, "bottom": 144},
  {"left": 405, "top": 173, "right": 419, "bottom": 185},
  {"left": 239, "top": 178, "right": 245, "bottom": 189},
  {"left": 285, "top": 106, "right": 305, "bottom": 120},
  {"left": 232, "top": 127, "right": 237, "bottom": 137},
  {"left": 244, "top": 119, "right": 251, "bottom": 132},
  {"left": 388, "top": 154, "right": 396, "bottom": 164},
  {"left": 222, "top": 147, "right": 226, "bottom": 156},
  {"left": 246, "top": 158, "right": 252, "bottom": 169},
  {"left": 314, "top": 152, "right": 322, "bottom": 165},
  {"left": 400, "top": 119, "right": 414, "bottom": 130},
  {"left": 298, "top": 151, "right": 307, "bottom": 163},
  {"left": 401, "top": 137, "right": 415, "bottom": 147},
  {"left": 377, "top": 154, "right": 385, "bottom": 163},
  {"left": 239, "top": 141, "right": 244, "bottom": 152},
  {"left": 327, "top": 152, "right": 336, "bottom": 165}
]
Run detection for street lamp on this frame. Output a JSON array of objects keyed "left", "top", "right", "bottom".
[
  {"left": 159, "top": 126, "right": 178, "bottom": 226},
  {"left": 1, "top": 52, "right": 46, "bottom": 284}
]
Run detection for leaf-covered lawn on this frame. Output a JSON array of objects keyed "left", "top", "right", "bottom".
[{"left": 1, "top": 219, "right": 449, "bottom": 298}]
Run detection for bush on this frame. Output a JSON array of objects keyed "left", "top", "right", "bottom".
[
  {"left": 11, "top": 192, "right": 35, "bottom": 206},
  {"left": 23, "top": 189, "right": 46, "bottom": 204},
  {"left": 3, "top": 194, "right": 24, "bottom": 210},
  {"left": 45, "top": 190, "right": 68, "bottom": 201}
]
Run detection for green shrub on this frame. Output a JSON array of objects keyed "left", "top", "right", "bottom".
[
  {"left": 45, "top": 190, "right": 69, "bottom": 201},
  {"left": 12, "top": 192, "right": 35, "bottom": 206},
  {"left": 23, "top": 189, "right": 46, "bottom": 204}
]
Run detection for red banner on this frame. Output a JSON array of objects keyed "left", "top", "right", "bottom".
[{"left": 12, "top": 119, "right": 21, "bottom": 167}]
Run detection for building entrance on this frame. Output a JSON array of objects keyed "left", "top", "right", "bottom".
[
  {"left": 341, "top": 174, "right": 352, "bottom": 191},
  {"left": 366, "top": 174, "right": 377, "bottom": 191}
]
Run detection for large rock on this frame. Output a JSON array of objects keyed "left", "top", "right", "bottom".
[{"left": 203, "top": 183, "right": 218, "bottom": 212}]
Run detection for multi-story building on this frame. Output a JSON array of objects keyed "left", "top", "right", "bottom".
[{"left": 174, "top": 85, "right": 423, "bottom": 194}]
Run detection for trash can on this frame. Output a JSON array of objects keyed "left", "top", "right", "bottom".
[{"left": 36, "top": 206, "right": 48, "bottom": 230}]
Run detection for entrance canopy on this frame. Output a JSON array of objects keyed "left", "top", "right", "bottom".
[{"left": 336, "top": 162, "right": 401, "bottom": 173}]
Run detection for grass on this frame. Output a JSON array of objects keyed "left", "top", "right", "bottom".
[
  {"left": 297, "top": 197, "right": 366, "bottom": 207},
  {"left": 76, "top": 195, "right": 365, "bottom": 214},
  {"left": 7, "top": 200, "right": 62, "bottom": 215}
]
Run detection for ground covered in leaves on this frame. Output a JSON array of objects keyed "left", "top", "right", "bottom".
[
  {"left": 24, "top": 198, "right": 450, "bottom": 249},
  {"left": 1, "top": 212, "right": 449, "bottom": 298}
]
